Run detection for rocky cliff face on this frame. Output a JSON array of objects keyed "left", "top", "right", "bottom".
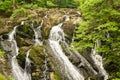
[{"left": 0, "top": 9, "right": 82, "bottom": 80}]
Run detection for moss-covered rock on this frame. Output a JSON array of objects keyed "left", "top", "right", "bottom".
[
  {"left": 50, "top": 72, "right": 60, "bottom": 80},
  {"left": 0, "top": 16, "right": 13, "bottom": 35},
  {"left": 29, "top": 46, "right": 46, "bottom": 80},
  {"left": 0, "top": 54, "right": 11, "bottom": 80},
  {"left": 62, "top": 20, "right": 75, "bottom": 42},
  {"left": 41, "top": 9, "right": 65, "bottom": 39},
  {"left": 16, "top": 22, "right": 34, "bottom": 48}
]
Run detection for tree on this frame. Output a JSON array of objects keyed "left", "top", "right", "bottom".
[{"left": 73, "top": 0, "right": 120, "bottom": 79}]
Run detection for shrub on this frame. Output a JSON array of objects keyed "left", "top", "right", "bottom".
[{"left": 10, "top": 8, "right": 26, "bottom": 20}]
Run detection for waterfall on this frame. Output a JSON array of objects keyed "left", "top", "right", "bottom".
[
  {"left": 91, "top": 49, "right": 108, "bottom": 80},
  {"left": 42, "top": 55, "right": 48, "bottom": 80},
  {"left": 32, "top": 20, "right": 43, "bottom": 46},
  {"left": 65, "top": 15, "right": 70, "bottom": 21},
  {"left": 48, "top": 23, "right": 84, "bottom": 80},
  {"left": 24, "top": 49, "right": 31, "bottom": 80},
  {"left": 1, "top": 24, "right": 31, "bottom": 80},
  {"left": 9, "top": 26, "right": 32, "bottom": 80},
  {"left": 8, "top": 26, "right": 25, "bottom": 80}
]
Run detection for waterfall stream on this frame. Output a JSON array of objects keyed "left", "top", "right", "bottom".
[
  {"left": 48, "top": 23, "right": 84, "bottom": 80},
  {"left": 32, "top": 20, "right": 43, "bottom": 46},
  {"left": 1, "top": 26, "right": 31, "bottom": 80},
  {"left": 91, "top": 49, "right": 108, "bottom": 80}
]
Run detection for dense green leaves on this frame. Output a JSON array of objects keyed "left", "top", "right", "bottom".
[
  {"left": 73, "top": 0, "right": 120, "bottom": 79},
  {"left": 0, "top": 0, "right": 13, "bottom": 16},
  {"left": 0, "top": 0, "right": 79, "bottom": 17}
]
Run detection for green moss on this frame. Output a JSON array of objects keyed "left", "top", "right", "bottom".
[
  {"left": 8, "top": 75, "right": 14, "bottom": 80},
  {"left": 0, "top": 74, "right": 6, "bottom": 80},
  {"left": 17, "top": 50, "right": 26, "bottom": 69},
  {"left": 30, "top": 46, "right": 45, "bottom": 63},
  {"left": 42, "top": 28, "right": 51, "bottom": 39},
  {"left": 0, "top": 21, "right": 3, "bottom": 27},
  {"left": 0, "top": 50, "right": 5, "bottom": 57},
  {"left": 0, "top": 74, "right": 14, "bottom": 80},
  {"left": 54, "top": 73, "right": 60, "bottom": 80},
  {"left": 29, "top": 46, "right": 46, "bottom": 79}
]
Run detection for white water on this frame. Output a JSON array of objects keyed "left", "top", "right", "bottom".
[
  {"left": 49, "top": 23, "right": 84, "bottom": 80},
  {"left": 8, "top": 26, "right": 31, "bottom": 80},
  {"left": 42, "top": 56, "right": 48, "bottom": 80},
  {"left": 91, "top": 49, "right": 108, "bottom": 80},
  {"left": 24, "top": 49, "right": 31, "bottom": 80},
  {"left": 32, "top": 20, "right": 43, "bottom": 46},
  {"left": 65, "top": 15, "right": 70, "bottom": 21}
]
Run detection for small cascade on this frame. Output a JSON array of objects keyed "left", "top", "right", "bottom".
[
  {"left": 48, "top": 23, "right": 84, "bottom": 80},
  {"left": 65, "top": 15, "right": 70, "bottom": 21},
  {"left": 8, "top": 26, "right": 25, "bottom": 80},
  {"left": 42, "top": 56, "right": 48, "bottom": 80},
  {"left": 1, "top": 25, "right": 32, "bottom": 80},
  {"left": 8, "top": 26, "right": 31, "bottom": 80},
  {"left": 91, "top": 49, "right": 108, "bottom": 80},
  {"left": 24, "top": 49, "right": 32, "bottom": 80},
  {"left": 32, "top": 20, "right": 43, "bottom": 46},
  {"left": 44, "top": 11, "right": 48, "bottom": 19}
]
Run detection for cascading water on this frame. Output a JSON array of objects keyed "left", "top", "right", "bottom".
[
  {"left": 1, "top": 25, "right": 31, "bottom": 80},
  {"left": 42, "top": 55, "right": 48, "bottom": 80},
  {"left": 91, "top": 49, "right": 108, "bottom": 80},
  {"left": 32, "top": 20, "right": 43, "bottom": 46},
  {"left": 24, "top": 49, "right": 32, "bottom": 80},
  {"left": 48, "top": 23, "right": 84, "bottom": 80},
  {"left": 32, "top": 20, "right": 49, "bottom": 80},
  {"left": 9, "top": 26, "right": 25, "bottom": 80},
  {"left": 65, "top": 15, "right": 70, "bottom": 21}
]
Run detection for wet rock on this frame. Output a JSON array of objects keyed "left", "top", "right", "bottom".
[
  {"left": 62, "top": 20, "right": 75, "bottom": 42},
  {"left": 2, "top": 34, "right": 9, "bottom": 40},
  {"left": 0, "top": 54, "right": 11, "bottom": 79}
]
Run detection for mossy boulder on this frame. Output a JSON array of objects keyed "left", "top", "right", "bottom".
[
  {"left": 16, "top": 22, "right": 34, "bottom": 48},
  {"left": 0, "top": 16, "right": 13, "bottom": 35},
  {"left": 42, "top": 9, "right": 65, "bottom": 39},
  {"left": 0, "top": 54, "right": 11, "bottom": 79},
  {"left": 29, "top": 46, "right": 46, "bottom": 80},
  {"left": 17, "top": 46, "right": 32, "bottom": 69},
  {"left": 62, "top": 20, "right": 75, "bottom": 42}
]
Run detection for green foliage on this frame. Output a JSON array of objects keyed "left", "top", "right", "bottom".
[
  {"left": 0, "top": 0, "right": 13, "bottom": 16},
  {"left": 73, "top": 0, "right": 120, "bottom": 79},
  {"left": 10, "top": 8, "right": 26, "bottom": 20},
  {"left": 19, "top": 0, "right": 79, "bottom": 8},
  {"left": 47, "top": 1, "right": 56, "bottom": 8},
  {"left": 21, "top": 4, "right": 34, "bottom": 9}
]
